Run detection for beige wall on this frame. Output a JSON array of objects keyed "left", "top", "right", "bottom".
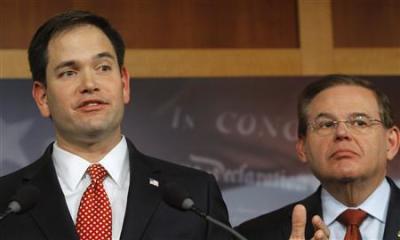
[{"left": 1, "top": 0, "right": 400, "bottom": 78}]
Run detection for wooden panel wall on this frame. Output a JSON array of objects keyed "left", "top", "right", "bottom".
[
  {"left": 0, "top": 0, "right": 299, "bottom": 48},
  {"left": 0, "top": 0, "right": 400, "bottom": 78},
  {"left": 331, "top": 0, "right": 400, "bottom": 74},
  {"left": 332, "top": 0, "right": 400, "bottom": 47}
]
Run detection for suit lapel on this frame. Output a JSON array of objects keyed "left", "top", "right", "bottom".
[
  {"left": 120, "top": 142, "right": 162, "bottom": 240},
  {"left": 303, "top": 178, "right": 400, "bottom": 240},
  {"left": 26, "top": 145, "right": 79, "bottom": 240},
  {"left": 383, "top": 177, "right": 400, "bottom": 240}
]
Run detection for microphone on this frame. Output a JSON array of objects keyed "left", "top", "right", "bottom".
[
  {"left": 0, "top": 184, "right": 40, "bottom": 221},
  {"left": 162, "top": 181, "right": 248, "bottom": 240}
]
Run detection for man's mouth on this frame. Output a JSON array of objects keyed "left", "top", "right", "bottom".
[
  {"left": 77, "top": 99, "right": 108, "bottom": 111},
  {"left": 330, "top": 149, "right": 359, "bottom": 160}
]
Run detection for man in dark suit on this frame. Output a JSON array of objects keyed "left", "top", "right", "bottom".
[
  {"left": 236, "top": 75, "right": 400, "bottom": 239},
  {"left": 0, "top": 10, "right": 231, "bottom": 240}
]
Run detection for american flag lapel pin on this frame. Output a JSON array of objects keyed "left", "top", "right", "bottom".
[{"left": 149, "top": 178, "right": 159, "bottom": 187}]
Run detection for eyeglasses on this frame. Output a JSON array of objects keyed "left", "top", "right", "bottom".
[{"left": 308, "top": 115, "right": 383, "bottom": 136}]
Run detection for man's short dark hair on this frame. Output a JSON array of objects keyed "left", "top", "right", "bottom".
[
  {"left": 28, "top": 10, "right": 125, "bottom": 84},
  {"left": 297, "top": 74, "right": 395, "bottom": 138}
]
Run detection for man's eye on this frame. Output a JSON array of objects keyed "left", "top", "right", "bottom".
[
  {"left": 98, "top": 65, "right": 112, "bottom": 72},
  {"left": 59, "top": 71, "right": 76, "bottom": 78},
  {"left": 351, "top": 119, "right": 368, "bottom": 127},
  {"left": 318, "top": 121, "right": 335, "bottom": 129}
]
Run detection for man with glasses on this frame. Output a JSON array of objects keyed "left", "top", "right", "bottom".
[{"left": 236, "top": 75, "right": 400, "bottom": 239}]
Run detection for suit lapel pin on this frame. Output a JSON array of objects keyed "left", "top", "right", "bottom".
[{"left": 149, "top": 178, "right": 159, "bottom": 187}]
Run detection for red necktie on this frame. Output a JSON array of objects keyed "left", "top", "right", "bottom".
[
  {"left": 76, "top": 164, "right": 112, "bottom": 240},
  {"left": 338, "top": 209, "right": 367, "bottom": 240}
]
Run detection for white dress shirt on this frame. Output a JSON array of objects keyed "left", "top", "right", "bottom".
[
  {"left": 53, "top": 137, "right": 130, "bottom": 240},
  {"left": 321, "top": 178, "right": 390, "bottom": 240}
]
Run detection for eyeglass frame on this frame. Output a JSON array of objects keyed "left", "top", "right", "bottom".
[{"left": 307, "top": 113, "right": 384, "bottom": 136}]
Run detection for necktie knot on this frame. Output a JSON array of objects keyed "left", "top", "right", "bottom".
[
  {"left": 87, "top": 164, "right": 108, "bottom": 184},
  {"left": 338, "top": 209, "right": 367, "bottom": 227}
]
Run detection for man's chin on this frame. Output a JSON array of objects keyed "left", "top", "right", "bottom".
[
  {"left": 321, "top": 173, "right": 359, "bottom": 184},
  {"left": 74, "top": 125, "right": 111, "bottom": 139},
  {"left": 333, "top": 166, "right": 360, "bottom": 183},
  {"left": 86, "top": 126, "right": 113, "bottom": 136},
  {"left": 337, "top": 176, "right": 357, "bottom": 184}
]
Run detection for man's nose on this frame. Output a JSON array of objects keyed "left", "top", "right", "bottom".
[
  {"left": 334, "top": 121, "right": 351, "bottom": 140},
  {"left": 79, "top": 70, "right": 98, "bottom": 93}
]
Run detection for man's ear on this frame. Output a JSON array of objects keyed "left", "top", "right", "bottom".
[
  {"left": 386, "top": 126, "right": 400, "bottom": 161},
  {"left": 121, "top": 67, "right": 130, "bottom": 104},
  {"left": 32, "top": 81, "right": 51, "bottom": 118},
  {"left": 296, "top": 138, "right": 308, "bottom": 163}
]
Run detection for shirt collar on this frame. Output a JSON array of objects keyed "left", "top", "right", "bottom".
[
  {"left": 321, "top": 178, "right": 390, "bottom": 226},
  {"left": 52, "top": 137, "right": 129, "bottom": 191},
  {"left": 98, "top": 137, "right": 129, "bottom": 187}
]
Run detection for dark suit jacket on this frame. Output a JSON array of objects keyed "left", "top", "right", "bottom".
[
  {"left": 235, "top": 177, "right": 400, "bottom": 240},
  {"left": 0, "top": 139, "right": 232, "bottom": 240}
]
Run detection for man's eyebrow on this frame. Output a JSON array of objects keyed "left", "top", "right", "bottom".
[
  {"left": 54, "top": 61, "right": 77, "bottom": 72},
  {"left": 349, "top": 112, "right": 372, "bottom": 118},
  {"left": 53, "top": 52, "right": 115, "bottom": 72},
  {"left": 313, "top": 112, "right": 373, "bottom": 120},
  {"left": 314, "top": 112, "right": 335, "bottom": 119},
  {"left": 95, "top": 52, "right": 115, "bottom": 60}
]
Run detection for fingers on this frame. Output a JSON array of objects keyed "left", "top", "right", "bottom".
[
  {"left": 311, "top": 215, "right": 330, "bottom": 240},
  {"left": 289, "top": 204, "right": 307, "bottom": 240}
]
